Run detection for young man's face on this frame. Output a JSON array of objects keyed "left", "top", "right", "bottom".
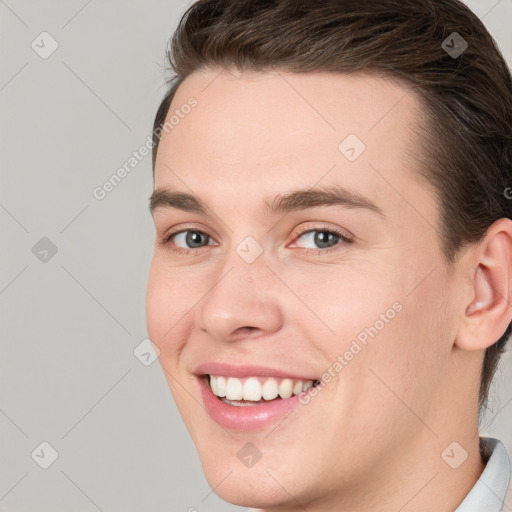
[{"left": 146, "top": 69, "right": 470, "bottom": 508}]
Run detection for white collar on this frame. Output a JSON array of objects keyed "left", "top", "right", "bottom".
[{"left": 455, "top": 437, "right": 511, "bottom": 512}]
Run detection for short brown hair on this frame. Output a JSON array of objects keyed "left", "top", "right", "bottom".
[{"left": 151, "top": 0, "right": 512, "bottom": 416}]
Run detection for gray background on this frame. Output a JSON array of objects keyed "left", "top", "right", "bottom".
[{"left": 0, "top": 1, "right": 511, "bottom": 510}]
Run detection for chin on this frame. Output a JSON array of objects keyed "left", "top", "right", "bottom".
[
  {"left": 200, "top": 457, "right": 295, "bottom": 509},
  {"left": 187, "top": 426, "right": 321, "bottom": 510}
]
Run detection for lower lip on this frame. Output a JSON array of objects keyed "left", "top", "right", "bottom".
[{"left": 198, "top": 376, "right": 309, "bottom": 431}]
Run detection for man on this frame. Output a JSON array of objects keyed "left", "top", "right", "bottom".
[{"left": 146, "top": 0, "right": 512, "bottom": 510}]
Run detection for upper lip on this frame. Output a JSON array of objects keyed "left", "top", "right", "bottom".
[{"left": 194, "top": 362, "right": 318, "bottom": 380}]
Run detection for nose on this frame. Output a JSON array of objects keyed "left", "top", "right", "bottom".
[{"left": 195, "top": 252, "right": 284, "bottom": 343}]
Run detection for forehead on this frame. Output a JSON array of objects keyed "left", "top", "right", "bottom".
[{"left": 154, "top": 68, "right": 434, "bottom": 223}]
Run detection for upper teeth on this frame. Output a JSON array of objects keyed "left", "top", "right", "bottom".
[{"left": 209, "top": 375, "right": 315, "bottom": 401}]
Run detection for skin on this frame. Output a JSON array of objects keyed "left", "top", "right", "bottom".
[{"left": 146, "top": 68, "right": 512, "bottom": 511}]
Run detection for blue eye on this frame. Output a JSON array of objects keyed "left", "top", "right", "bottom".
[
  {"left": 292, "top": 226, "right": 351, "bottom": 252},
  {"left": 159, "top": 229, "right": 214, "bottom": 255},
  {"left": 171, "top": 230, "right": 212, "bottom": 249}
]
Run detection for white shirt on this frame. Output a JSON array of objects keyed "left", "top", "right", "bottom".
[{"left": 455, "top": 436, "right": 511, "bottom": 512}]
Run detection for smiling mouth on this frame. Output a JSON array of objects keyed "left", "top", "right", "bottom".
[{"left": 206, "top": 374, "right": 322, "bottom": 406}]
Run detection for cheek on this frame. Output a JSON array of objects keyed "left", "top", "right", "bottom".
[
  {"left": 331, "top": 269, "right": 453, "bottom": 436},
  {"left": 145, "top": 259, "right": 195, "bottom": 357},
  {"left": 145, "top": 269, "right": 169, "bottom": 347},
  {"left": 299, "top": 259, "right": 452, "bottom": 436},
  {"left": 295, "top": 262, "right": 397, "bottom": 350}
]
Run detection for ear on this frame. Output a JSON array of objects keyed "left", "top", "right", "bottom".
[{"left": 456, "top": 218, "right": 512, "bottom": 351}]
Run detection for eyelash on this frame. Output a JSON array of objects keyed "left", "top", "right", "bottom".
[{"left": 158, "top": 224, "right": 353, "bottom": 256}]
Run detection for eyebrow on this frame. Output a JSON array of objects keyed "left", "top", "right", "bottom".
[{"left": 148, "top": 184, "right": 385, "bottom": 218}]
